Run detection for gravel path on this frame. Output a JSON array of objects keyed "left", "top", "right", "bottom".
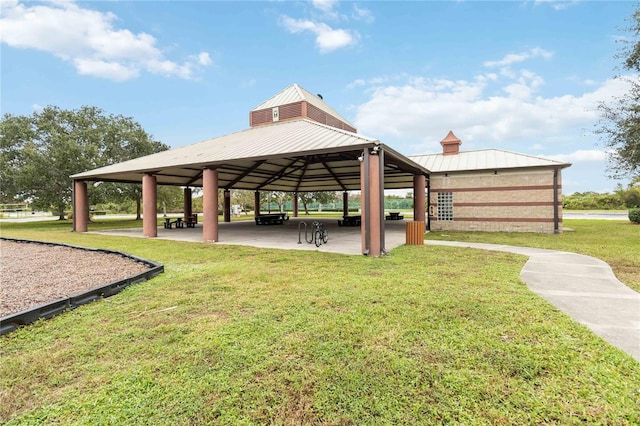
[{"left": 0, "top": 240, "right": 150, "bottom": 317}]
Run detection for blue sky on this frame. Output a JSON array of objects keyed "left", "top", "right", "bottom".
[{"left": 1, "top": 0, "right": 637, "bottom": 194}]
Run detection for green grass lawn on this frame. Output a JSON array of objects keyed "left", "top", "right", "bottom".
[{"left": 1, "top": 220, "right": 639, "bottom": 425}]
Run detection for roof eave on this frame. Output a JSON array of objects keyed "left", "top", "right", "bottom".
[
  {"left": 381, "top": 144, "right": 431, "bottom": 176},
  {"left": 71, "top": 141, "right": 382, "bottom": 182}
]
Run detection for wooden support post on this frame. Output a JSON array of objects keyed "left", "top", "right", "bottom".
[
  {"left": 73, "top": 180, "right": 88, "bottom": 232},
  {"left": 254, "top": 191, "right": 260, "bottom": 216},
  {"left": 413, "top": 175, "right": 426, "bottom": 224},
  {"left": 142, "top": 174, "right": 157, "bottom": 237},
  {"left": 361, "top": 149, "right": 383, "bottom": 256},
  {"left": 223, "top": 189, "right": 231, "bottom": 223},
  {"left": 203, "top": 168, "right": 219, "bottom": 242},
  {"left": 184, "top": 187, "right": 193, "bottom": 221},
  {"left": 343, "top": 191, "right": 349, "bottom": 216}
]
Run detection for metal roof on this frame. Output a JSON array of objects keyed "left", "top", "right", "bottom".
[
  {"left": 409, "top": 149, "right": 571, "bottom": 173},
  {"left": 72, "top": 118, "right": 429, "bottom": 191},
  {"left": 251, "top": 83, "right": 355, "bottom": 128}
]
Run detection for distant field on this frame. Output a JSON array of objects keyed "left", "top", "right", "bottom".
[{"left": 563, "top": 209, "right": 629, "bottom": 213}]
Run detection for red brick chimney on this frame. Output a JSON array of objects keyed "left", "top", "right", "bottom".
[{"left": 440, "top": 130, "right": 461, "bottom": 155}]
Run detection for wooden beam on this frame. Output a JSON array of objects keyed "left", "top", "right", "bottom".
[{"left": 224, "top": 160, "right": 266, "bottom": 188}]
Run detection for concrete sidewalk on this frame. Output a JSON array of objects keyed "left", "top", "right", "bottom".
[{"left": 425, "top": 240, "right": 640, "bottom": 362}]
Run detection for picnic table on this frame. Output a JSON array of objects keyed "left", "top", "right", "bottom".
[
  {"left": 255, "top": 213, "right": 289, "bottom": 225},
  {"left": 185, "top": 214, "right": 197, "bottom": 228},
  {"left": 164, "top": 217, "right": 184, "bottom": 229},
  {"left": 338, "top": 215, "right": 361, "bottom": 227},
  {"left": 163, "top": 214, "right": 197, "bottom": 229},
  {"left": 385, "top": 212, "right": 404, "bottom": 220}
]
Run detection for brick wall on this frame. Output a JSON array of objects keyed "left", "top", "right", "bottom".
[{"left": 428, "top": 168, "right": 563, "bottom": 233}]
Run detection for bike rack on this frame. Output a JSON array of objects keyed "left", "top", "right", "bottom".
[
  {"left": 298, "top": 221, "right": 314, "bottom": 244},
  {"left": 298, "top": 221, "right": 326, "bottom": 246},
  {"left": 297, "top": 221, "right": 306, "bottom": 244}
]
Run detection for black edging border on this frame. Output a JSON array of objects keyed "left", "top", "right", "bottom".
[{"left": 0, "top": 237, "right": 164, "bottom": 336}]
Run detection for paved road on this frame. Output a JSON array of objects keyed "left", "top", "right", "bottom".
[
  {"left": 564, "top": 212, "right": 629, "bottom": 220},
  {"left": 425, "top": 240, "right": 640, "bottom": 362}
]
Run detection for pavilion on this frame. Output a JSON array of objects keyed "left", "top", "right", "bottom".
[{"left": 71, "top": 84, "right": 430, "bottom": 256}]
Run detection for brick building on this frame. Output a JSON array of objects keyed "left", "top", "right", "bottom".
[{"left": 410, "top": 131, "right": 571, "bottom": 234}]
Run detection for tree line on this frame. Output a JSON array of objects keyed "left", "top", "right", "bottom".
[
  {"left": 563, "top": 181, "right": 640, "bottom": 210},
  {"left": 89, "top": 190, "right": 418, "bottom": 217}
]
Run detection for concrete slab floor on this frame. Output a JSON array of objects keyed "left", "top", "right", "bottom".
[{"left": 91, "top": 217, "right": 410, "bottom": 256}]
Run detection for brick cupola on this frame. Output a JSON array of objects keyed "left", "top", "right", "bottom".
[
  {"left": 440, "top": 130, "right": 461, "bottom": 155},
  {"left": 249, "top": 83, "right": 357, "bottom": 133}
]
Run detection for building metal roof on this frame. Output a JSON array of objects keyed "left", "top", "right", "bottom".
[
  {"left": 409, "top": 149, "right": 571, "bottom": 173},
  {"left": 72, "top": 118, "right": 429, "bottom": 192},
  {"left": 251, "top": 83, "right": 355, "bottom": 128}
]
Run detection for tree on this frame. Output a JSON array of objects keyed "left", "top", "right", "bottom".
[
  {"left": 297, "top": 191, "right": 339, "bottom": 215},
  {"left": 0, "top": 114, "right": 33, "bottom": 203},
  {"left": 270, "top": 191, "right": 289, "bottom": 212},
  {"left": 621, "top": 178, "right": 640, "bottom": 208},
  {"left": 0, "top": 106, "right": 167, "bottom": 219},
  {"left": 596, "top": 8, "right": 640, "bottom": 180},
  {"left": 232, "top": 190, "right": 254, "bottom": 214}
]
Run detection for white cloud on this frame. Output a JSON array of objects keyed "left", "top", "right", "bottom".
[
  {"left": 197, "top": 52, "right": 212, "bottom": 66},
  {"left": 484, "top": 48, "right": 553, "bottom": 68},
  {"left": 73, "top": 58, "right": 140, "bottom": 81},
  {"left": 501, "top": 69, "right": 546, "bottom": 99},
  {"left": 352, "top": 5, "right": 374, "bottom": 24},
  {"left": 146, "top": 58, "right": 193, "bottom": 79},
  {"left": 0, "top": 0, "right": 212, "bottom": 81},
  {"left": 534, "top": 0, "right": 579, "bottom": 11},
  {"left": 548, "top": 149, "right": 608, "bottom": 163},
  {"left": 312, "top": 0, "right": 339, "bottom": 13},
  {"left": 352, "top": 72, "right": 632, "bottom": 154},
  {"left": 31, "top": 104, "right": 43, "bottom": 112},
  {"left": 280, "top": 15, "right": 358, "bottom": 53},
  {"left": 347, "top": 79, "right": 366, "bottom": 89},
  {"left": 241, "top": 79, "right": 257, "bottom": 89}
]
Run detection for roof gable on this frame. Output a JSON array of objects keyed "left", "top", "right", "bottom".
[{"left": 251, "top": 84, "right": 306, "bottom": 111}]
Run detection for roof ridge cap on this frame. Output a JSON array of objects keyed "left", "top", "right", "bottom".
[
  {"left": 409, "top": 147, "right": 571, "bottom": 168},
  {"left": 293, "top": 83, "right": 305, "bottom": 100},
  {"left": 251, "top": 84, "right": 302, "bottom": 111},
  {"left": 489, "top": 148, "right": 571, "bottom": 164}
]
